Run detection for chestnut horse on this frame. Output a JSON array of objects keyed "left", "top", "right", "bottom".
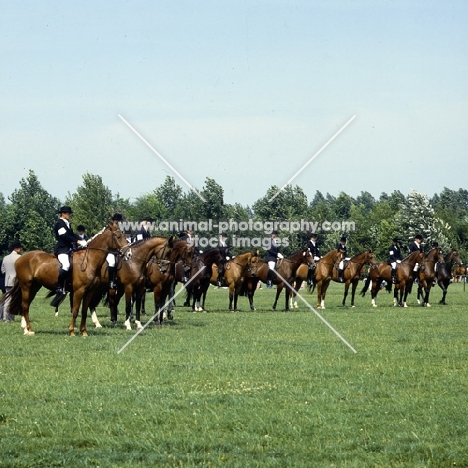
[
  {"left": 310, "top": 249, "right": 344, "bottom": 309},
  {"left": 452, "top": 265, "right": 467, "bottom": 283},
  {"left": 436, "top": 249, "right": 462, "bottom": 304},
  {"left": 416, "top": 247, "right": 445, "bottom": 307},
  {"left": 145, "top": 239, "right": 195, "bottom": 325},
  {"left": 104, "top": 236, "right": 175, "bottom": 330},
  {"left": 360, "top": 250, "right": 425, "bottom": 307},
  {"left": 237, "top": 256, "right": 267, "bottom": 311},
  {"left": 1, "top": 223, "right": 127, "bottom": 336},
  {"left": 211, "top": 250, "right": 259, "bottom": 311},
  {"left": 271, "top": 248, "right": 314, "bottom": 311},
  {"left": 291, "top": 250, "right": 376, "bottom": 308}
]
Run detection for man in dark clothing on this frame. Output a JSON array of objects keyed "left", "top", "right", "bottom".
[
  {"left": 336, "top": 236, "right": 349, "bottom": 283},
  {"left": 217, "top": 232, "right": 231, "bottom": 287},
  {"left": 306, "top": 233, "right": 321, "bottom": 285},
  {"left": 265, "top": 230, "right": 283, "bottom": 288},
  {"left": 387, "top": 237, "right": 403, "bottom": 284},
  {"left": 409, "top": 234, "right": 423, "bottom": 283},
  {"left": 50, "top": 206, "right": 87, "bottom": 307}
]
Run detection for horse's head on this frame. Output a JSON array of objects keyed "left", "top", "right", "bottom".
[
  {"left": 366, "top": 249, "right": 378, "bottom": 267},
  {"left": 302, "top": 247, "right": 314, "bottom": 265},
  {"left": 449, "top": 249, "right": 462, "bottom": 265}
]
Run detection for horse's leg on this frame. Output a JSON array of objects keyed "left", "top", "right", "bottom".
[
  {"left": 349, "top": 279, "right": 359, "bottom": 307},
  {"left": 228, "top": 283, "right": 235, "bottom": 311},
  {"left": 79, "top": 290, "right": 95, "bottom": 337},
  {"left": 124, "top": 288, "right": 134, "bottom": 331},
  {"left": 272, "top": 283, "right": 282, "bottom": 310},
  {"left": 248, "top": 280, "right": 257, "bottom": 311},
  {"left": 292, "top": 280, "right": 302, "bottom": 309},
  {"left": 439, "top": 280, "right": 448, "bottom": 305},
  {"left": 320, "top": 281, "right": 330, "bottom": 309},
  {"left": 69, "top": 287, "right": 85, "bottom": 336},
  {"left": 316, "top": 281, "right": 322, "bottom": 308},
  {"left": 342, "top": 281, "right": 350, "bottom": 307},
  {"left": 20, "top": 283, "right": 41, "bottom": 336}
]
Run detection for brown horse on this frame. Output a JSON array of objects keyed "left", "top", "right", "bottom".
[
  {"left": 452, "top": 265, "right": 467, "bottom": 283},
  {"left": 237, "top": 257, "right": 268, "bottom": 311},
  {"left": 416, "top": 247, "right": 445, "bottom": 307},
  {"left": 103, "top": 236, "right": 175, "bottom": 330},
  {"left": 1, "top": 223, "right": 127, "bottom": 336},
  {"left": 271, "top": 248, "right": 314, "bottom": 311},
  {"left": 185, "top": 249, "right": 224, "bottom": 312},
  {"left": 291, "top": 250, "right": 377, "bottom": 308},
  {"left": 436, "top": 249, "right": 462, "bottom": 304},
  {"left": 211, "top": 250, "right": 259, "bottom": 311},
  {"left": 310, "top": 249, "right": 344, "bottom": 309},
  {"left": 360, "top": 250, "right": 425, "bottom": 307},
  {"left": 145, "top": 239, "right": 195, "bottom": 325}
]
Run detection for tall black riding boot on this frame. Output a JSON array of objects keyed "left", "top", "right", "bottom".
[
  {"left": 267, "top": 269, "right": 275, "bottom": 289},
  {"left": 108, "top": 266, "right": 117, "bottom": 289},
  {"left": 391, "top": 268, "right": 396, "bottom": 284},
  {"left": 338, "top": 269, "right": 344, "bottom": 283},
  {"left": 50, "top": 268, "right": 69, "bottom": 308}
]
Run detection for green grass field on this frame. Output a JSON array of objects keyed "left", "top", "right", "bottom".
[{"left": 1, "top": 281, "right": 468, "bottom": 467}]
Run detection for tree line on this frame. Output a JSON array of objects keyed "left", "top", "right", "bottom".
[{"left": 1, "top": 170, "right": 467, "bottom": 262}]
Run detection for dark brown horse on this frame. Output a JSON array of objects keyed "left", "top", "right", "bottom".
[
  {"left": 105, "top": 236, "right": 175, "bottom": 330},
  {"left": 310, "top": 249, "right": 344, "bottom": 309},
  {"left": 145, "top": 239, "right": 195, "bottom": 325},
  {"left": 211, "top": 250, "right": 259, "bottom": 311},
  {"left": 1, "top": 223, "right": 127, "bottom": 336},
  {"left": 291, "top": 250, "right": 377, "bottom": 308},
  {"left": 416, "top": 247, "right": 445, "bottom": 307},
  {"left": 436, "top": 249, "right": 462, "bottom": 304},
  {"left": 360, "top": 250, "right": 425, "bottom": 307},
  {"left": 271, "top": 248, "right": 314, "bottom": 311},
  {"left": 185, "top": 249, "right": 223, "bottom": 312}
]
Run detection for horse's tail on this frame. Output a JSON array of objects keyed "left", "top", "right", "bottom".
[
  {"left": 239, "top": 280, "right": 248, "bottom": 297},
  {"left": 309, "top": 281, "right": 316, "bottom": 294},
  {"left": 0, "top": 280, "right": 23, "bottom": 315},
  {"left": 360, "top": 276, "right": 371, "bottom": 297}
]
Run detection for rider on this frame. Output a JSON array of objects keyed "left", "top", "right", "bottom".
[
  {"left": 265, "top": 230, "right": 283, "bottom": 289},
  {"left": 336, "top": 236, "right": 349, "bottom": 283},
  {"left": 387, "top": 237, "right": 403, "bottom": 284},
  {"left": 306, "top": 232, "right": 321, "bottom": 285},
  {"left": 217, "top": 232, "right": 231, "bottom": 287},
  {"left": 410, "top": 234, "right": 423, "bottom": 283},
  {"left": 107, "top": 213, "right": 123, "bottom": 289},
  {"left": 134, "top": 217, "right": 152, "bottom": 242},
  {"left": 50, "top": 206, "right": 87, "bottom": 307}
]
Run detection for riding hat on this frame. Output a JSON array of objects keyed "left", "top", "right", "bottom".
[
  {"left": 220, "top": 232, "right": 228, "bottom": 237},
  {"left": 340, "top": 236, "right": 347, "bottom": 242},
  {"left": 77, "top": 225, "right": 86, "bottom": 232},
  {"left": 112, "top": 213, "right": 123, "bottom": 221},
  {"left": 309, "top": 232, "right": 318, "bottom": 239},
  {"left": 432, "top": 241, "right": 439, "bottom": 247},
  {"left": 392, "top": 237, "right": 400, "bottom": 242},
  {"left": 271, "top": 230, "right": 279, "bottom": 235},
  {"left": 415, "top": 234, "right": 423, "bottom": 240},
  {"left": 58, "top": 205, "right": 73, "bottom": 214}
]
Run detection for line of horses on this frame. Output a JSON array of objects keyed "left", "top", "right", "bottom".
[{"left": 0, "top": 225, "right": 463, "bottom": 337}]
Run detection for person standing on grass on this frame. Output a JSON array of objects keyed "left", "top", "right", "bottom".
[{"left": 0, "top": 241, "right": 23, "bottom": 322}]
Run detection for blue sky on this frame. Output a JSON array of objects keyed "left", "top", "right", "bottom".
[{"left": 1, "top": 1, "right": 467, "bottom": 207}]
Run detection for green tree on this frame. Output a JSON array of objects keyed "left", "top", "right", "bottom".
[
  {"left": 0, "top": 170, "right": 59, "bottom": 253},
  {"left": 65, "top": 173, "right": 128, "bottom": 235}
]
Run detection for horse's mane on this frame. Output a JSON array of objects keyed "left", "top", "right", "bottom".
[
  {"left": 87, "top": 226, "right": 106, "bottom": 243},
  {"left": 401, "top": 250, "right": 423, "bottom": 262}
]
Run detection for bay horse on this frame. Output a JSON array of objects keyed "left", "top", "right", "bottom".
[
  {"left": 291, "top": 250, "right": 376, "bottom": 308},
  {"left": 104, "top": 236, "right": 175, "bottom": 330},
  {"left": 185, "top": 249, "right": 223, "bottom": 312},
  {"left": 310, "top": 249, "right": 344, "bottom": 309},
  {"left": 1, "top": 223, "right": 127, "bottom": 336},
  {"left": 360, "top": 250, "right": 425, "bottom": 307},
  {"left": 436, "top": 249, "right": 462, "bottom": 304},
  {"left": 145, "top": 239, "right": 195, "bottom": 326},
  {"left": 211, "top": 250, "right": 259, "bottom": 311},
  {"left": 271, "top": 248, "right": 314, "bottom": 311},
  {"left": 416, "top": 247, "right": 445, "bottom": 307}
]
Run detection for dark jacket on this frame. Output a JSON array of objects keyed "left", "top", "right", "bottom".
[
  {"left": 54, "top": 219, "right": 81, "bottom": 255},
  {"left": 307, "top": 240, "right": 321, "bottom": 258},
  {"left": 265, "top": 238, "right": 280, "bottom": 262},
  {"left": 387, "top": 243, "right": 403, "bottom": 263}
]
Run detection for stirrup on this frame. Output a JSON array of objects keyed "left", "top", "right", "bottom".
[{"left": 109, "top": 281, "right": 117, "bottom": 290}]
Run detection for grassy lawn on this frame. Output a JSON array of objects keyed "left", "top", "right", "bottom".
[{"left": 1, "top": 281, "right": 468, "bottom": 467}]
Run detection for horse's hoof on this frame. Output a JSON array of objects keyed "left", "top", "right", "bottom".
[
  {"left": 250, "top": 307, "right": 256, "bottom": 311},
  {"left": 417, "top": 300, "right": 421, "bottom": 305},
  {"left": 372, "top": 304, "right": 378, "bottom": 308},
  {"left": 293, "top": 304, "right": 298, "bottom": 309},
  {"left": 426, "top": 303, "right": 431, "bottom": 308},
  {"left": 94, "top": 322, "right": 102, "bottom": 329},
  {"left": 55, "top": 311, "right": 59, "bottom": 317},
  {"left": 124, "top": 319, "right": 132, "bottom": 330},
  {"left": 135, "top": 320, "right": 143, "bottom": 330},
  {"left": 23, "top": 330, "right": 35, "bottom": 336},
  {"left": 69, "top": 331, "right": 76, "bottom": 337},
  {"left": 82, "top": 331, "right": 88, "bottom": 337}
]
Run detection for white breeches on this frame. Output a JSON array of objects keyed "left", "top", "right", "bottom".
[
  {"left": 58, "top": 254, "right": 70, "bottom": 271},
  {"left": 268, "top": 261, "right": 276, "bottom": 270},
  {"left": 106, "top": 253, "right": 116, "bottom": 267}
]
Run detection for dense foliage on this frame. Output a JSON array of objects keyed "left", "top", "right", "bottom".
[{"left": 0, "top": 171, "right": 467, "bottom": 261}]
